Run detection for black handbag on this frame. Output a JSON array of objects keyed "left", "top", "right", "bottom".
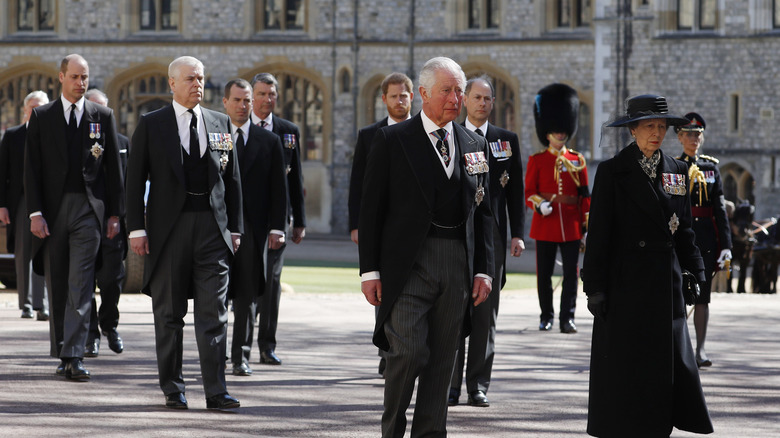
[{"left": 682, "top": 270, "right": 700, "bottom": 306}]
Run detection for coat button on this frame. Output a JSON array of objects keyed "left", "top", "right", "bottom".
[{"left": 639, "top": 241, "right": 646, "bottom": 247}]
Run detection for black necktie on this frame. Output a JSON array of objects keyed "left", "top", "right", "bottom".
[
  {"left": 475, "top": 128, "right": 484, "bottom": 137},
  {"left": 260, "top": 120, "right": 268, "bottom": 129},
  {"left": 188, "top": 109, "right": 199, "bottom": 157},
  {"left": 69, "top": 103, "right": 77, "bottom": 129},
  {"left": 235, "top": 128, "right": 245, "bottom": 159},
  {"left": 433, "top": 128, "right": 450, "bottom": 166}
]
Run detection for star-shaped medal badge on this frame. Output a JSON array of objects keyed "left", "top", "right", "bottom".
[
  {"left": 220, "top": 152, "right": 229, "bottom": 171},
  {"left": 91, "top": 142, "right": 104, "bottom": 159},
  {"left": 500, "top": 170, "right": 510, "bottom": 187},
  {"left": 669, "top": 212, "right": 679, "bottom": 234},
  {"left": 475, "top": 184, "right": 485, "bottom": 206}
]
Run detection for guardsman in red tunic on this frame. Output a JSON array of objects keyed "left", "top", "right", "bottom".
[
  {"left": 525, "top": 83, "right": 590, "bottom": 333},
  {"left": 676, "top": 112, "right": 732, "bottom": 368}
]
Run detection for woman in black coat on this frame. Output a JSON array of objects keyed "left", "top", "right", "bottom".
[{"left": 582, "top": 95, "right": 714, "bottom": 437}]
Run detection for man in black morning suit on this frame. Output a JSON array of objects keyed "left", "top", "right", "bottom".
[
  {"left": 249, "top": 73, "right": 306, "bottom": 366},
  {"left": 126, "top": 56, "right": 243, "bottom": 410},
  {"left": 25, "top": 54, "right": 124, "bottom": 380},
  {"left": 451, "top": 76, "right": 525, "bottom": 408},
  {"left": 0, "top": 90, "right": 49, "bottom": 321},
  {"left": 84, "top": 88, "right": 127, "bottom": 357},
  {"left": 347, "top": 71, "right": 413, "bottom": 376},
  {"left": 359, "top": 57, "right": 494, "bottom": 437},
  {"left": 222, "top": 78, "right": 288, "bottom": 377}
]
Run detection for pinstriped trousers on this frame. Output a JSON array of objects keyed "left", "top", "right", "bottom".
[{"left": 382, "top": 237, "right": 470, "bottom": 438}]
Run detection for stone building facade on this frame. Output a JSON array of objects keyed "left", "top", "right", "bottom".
[{"left": 1, "top": 0, "right": 778, "bottom": 234}]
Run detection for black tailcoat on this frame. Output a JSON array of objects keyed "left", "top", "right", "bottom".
[{"left": 348, "top": 117, "right": 388, "bottom": 231}]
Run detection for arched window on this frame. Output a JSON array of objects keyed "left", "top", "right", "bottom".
[
  {"left": 0, "top": 71, "right": 59, "bottom": 134},
  {"left": 339, "top": 69, "right": 351, "bottom": 94},
  {"left": 372, "top": 85, "right": 385, "bottom": 123},
  {"left": 114, "top": 72, "right": 171, "bottom": 136}
]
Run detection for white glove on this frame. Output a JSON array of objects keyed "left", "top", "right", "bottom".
[
  {"left": 717, "top": 249, "right": 732, "bottom": 269},
  {"left": 539, "top": 201, "right": 553, "bottom": 216}
]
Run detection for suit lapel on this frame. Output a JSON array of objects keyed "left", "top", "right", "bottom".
[
  {"left": 159, "top": 105, "right": 186, "bottom": 187},
  {"left": 453, "top": 123, "right": 478, "bottom": 210},
  {"left": 201, "top": 108, "right": 222, "bottom": 188},
  {"left": 51, "top": 102, "right": 69, "bottom": 162},
  {"left": 242, "top": 124, "right": 262, "bottom": 174},
  {"left": 397, "top": 115, "right": 434, "bottom": 210}
]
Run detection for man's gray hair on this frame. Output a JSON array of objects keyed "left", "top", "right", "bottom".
[
  {"left": 418, "top": 57, "right": 466, "bottom": 95},
  {"left": 168, "top": 56, "right": 203, "bottom": 79},
  {"left": 85, "top": 88, "right": 108, "bottom": 105},
  {"left": 24, "top": 90, "right": 49, "bottom": 106},
  {"left": 251, "top": 72, "right": 279, "bottom": 90}
]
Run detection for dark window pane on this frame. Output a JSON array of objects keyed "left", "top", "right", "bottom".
[
  {"left": 162, "top": 0, "right": 178, "bottom": 30},
  {"left": 488, "top": 0, "right": 500, "bottom": 28},
  {"left": 18, "top": 0, "right": 34, "bottom": 31},
  {"left": 39, "top": 0, "right": 55, "bottom": 30},
  {"left": 140, "top": 0, "right": 156, "bottom": 30},
  {"left": 286, "top": 0, "right": 304, "bottom": 30},
  {"left": 558, "top": 0, "right": 571, "bottom": 27},
  {"left": 265, "top": 0, "right": 281, "bottom": 29},
  {"left": 578, "top": 0, "right": 591, "bottom": 26},
  {"left": 468, "top": 0, "right": 480, "bottom": 29}
]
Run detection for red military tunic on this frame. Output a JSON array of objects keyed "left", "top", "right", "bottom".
[{"left": 525, "top": 145, "right": 590, "bottom": 242}]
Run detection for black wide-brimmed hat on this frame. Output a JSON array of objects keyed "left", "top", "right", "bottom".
[
  {"left": 674, "top": 112, "right": 706, "bottom": 133},
  {"left": 607, "top": 94, "right": 688, "bottom": 127}
]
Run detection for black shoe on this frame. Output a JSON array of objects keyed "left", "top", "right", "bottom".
[
  {"left": 165, "top": 392, "right": 188, "bottom": 409},
  {"left": 448, "top": 388, "right": 460, "bottom": 406},
  {"left": 55, "top": 359, "right": 67, "bottom": 376},
  {"left": 561, "top": 319, "right": 578, "bottom": 334},
  {"left": 539, "top": 319, "right": 553, "bottom": 331},
  {"left": 260, "top": 349, "right": 282, "bottom": 365},
  {"left": 232, "top": 362, "right": 253, "bottom": 376},
  {"left": 64, "top": 358, "right": 90, "bottom": 381},
  {"left": 467, "top": 390, "right": 490, "bottom": 407},
  {"left": 85, "top": 338, "right": 100, "bottom": 357},
  {"left": 36, "top": 310, "right": 49, "bottom": 321},
  {"left": 21, "top": 309, "right": 34, "bottom": 319},
  {"left": 102, "top": 328, "right": 124, "bottom": 354},
  {"left": 206, "top": 393, "right": 240, "bottom": 409},
  {"left": 696, "top": 352, "right": 713, "bottom": 368},
  {"left": 378, "top": 357, "right": 386, "bottom": 376}
]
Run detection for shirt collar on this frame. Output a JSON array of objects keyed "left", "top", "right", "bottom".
[
  {"left": 547, "top": 145, "right": 568, "bottom": 156},
  {"left": 232, "top": 119, "right": 251, "bottom": 137},
  {"left": 465, "top": 119, "right": 488, "bottom": 136},
  {"left": 253, "top": 111, "right": 273, "bottom": 126},
  {"left": 387, "top": 113, "right": 411, "bottom": 126},
  {"left": 172, "top": 100, "right": 202, "bottom": 120},
  {"left": 61, "top": 95, "right": 85, "bottom": 113},
  {"left": 421, "top": 109, "right": 452, "bottom": 139}
]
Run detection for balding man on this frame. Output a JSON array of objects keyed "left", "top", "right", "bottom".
[
  {"left": 126, "top": 56, "right": 243, "bottom": 410},
  {"left": 0, "top": 90, "right": 49, "bottom": 321},
  {"left": 25, "top": 54, "right": 124, "bottom": 380}
]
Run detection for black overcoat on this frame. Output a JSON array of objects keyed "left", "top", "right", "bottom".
[{"left": 582, "top": 143, "right": 713, "bottom": 437}]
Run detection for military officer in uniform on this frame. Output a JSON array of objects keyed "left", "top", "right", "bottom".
[
  {"left": 676, "top": 112, "right": 732, "bottom": 368},
  {"left": 525, "top": 83, "right": 590, "bottom": 334}
]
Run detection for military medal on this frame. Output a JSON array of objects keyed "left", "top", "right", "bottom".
[
  {"left": 91, "top": 142, "right": 103, "bottom": 159},
  {"left": 500, "top": 170, "right": 509, "bottom": 188},
  {"left": 208, "top": 133, "right": 234, "bottom": 171},
  {"left": 489, "top": 140, "right": 512, "bottom": 159},
  {"left": 283, "top": 134, "right": 296, "bottom": 149},
  {"left": 464, "top": 151, "right": 489, "bottom": 175},
  {"left": 662, "top": 173, "right": 686, "bottom": 196},
  {"left": 89, "top": 123, "right": 101, "bottom": 139},
  {"left": 669, "top": 213, "right": 679, "bottom": 234},
  {"left": 475, "top": 184, "right": 485, "bottom": 205},
  {"left": 220, "top": 153, "right": 229, "bottom": 171}
]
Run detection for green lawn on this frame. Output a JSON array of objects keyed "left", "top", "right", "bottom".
[{"left": 281, "top": 265, "right": 553, "bottom": 294}]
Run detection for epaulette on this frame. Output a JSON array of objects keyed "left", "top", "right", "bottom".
[
  {"left": 699, "top": 154, "right": 719, "bottom": 164},
  {"left": 532, "top": 149, "right": 547, "bottom": 156}
]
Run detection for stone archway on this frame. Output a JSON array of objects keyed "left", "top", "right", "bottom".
[
  {"left": 107, "top": 65, "right": 171, "bottom": 137},
  {"left": 721, "top": 162, "right": 754, "bottom": 206},
  {"left": 0, "top": 65, "right": 59, "bottom": 133}
]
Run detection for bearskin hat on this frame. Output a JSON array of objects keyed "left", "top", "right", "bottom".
[{"left": 533, "top": 83, "right": 579, "bottom": 146}]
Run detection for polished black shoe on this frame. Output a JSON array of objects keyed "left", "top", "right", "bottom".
[
  {"left": 165, "top": 392, "right": 188, "bottom": 409},
  {"left": 64, "top": 358, "right": 90, "bottom": 381},
  {"left": 539, "top": 319, "right": 553, "bottom": 331},
  {"left": 232, "top": 362, "right": 253, "bottom": 376},
  {"left": 206, "top": 393, "right": 240, "bottom": 409},
  {"left": 696, "top": 352, "right": 713, "bottom": 368},
  {"left": 55, "top": 359, "right": 67, "bottom": 376},
  {"left": 21, "top": 309, "right": 34, "bottom": 319},
  {"left": 36, "top": 310, "right": 49, "bottom": 321},
  {"left": 102, "top": 329, "right": 124, "bottom": 354},
  {"left": 85, "top": 338, "right": 100, "bottom": 358},
  {"left": 561, "top": 319, "right": 578, "bottom": 334},
  {"left": 467, "top": 390, "right": 490, "bottom": 407},
  {"left": 448, "top": 388, "right": 460, "bottom": 407},
  {"left": 260, "top": 349, "right": 282, "bottom": 365}
]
